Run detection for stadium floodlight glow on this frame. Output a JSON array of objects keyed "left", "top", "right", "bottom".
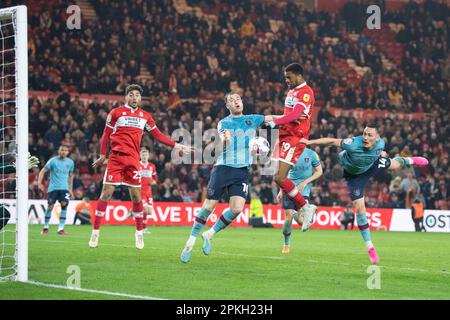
[{"left": 0, "top": 5, "right": 28, "bottom": 282}]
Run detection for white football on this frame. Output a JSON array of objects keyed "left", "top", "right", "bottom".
[{"left": 249, "top": 136, "right": 270, "bottom": 158}]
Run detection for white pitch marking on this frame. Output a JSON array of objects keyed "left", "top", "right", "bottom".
[{"left": 25, "top": 280, "right": 166, "bottom": 300}]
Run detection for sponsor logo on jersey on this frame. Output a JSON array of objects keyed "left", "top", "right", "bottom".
[
  {"left": 343, "top": 138, "right": 353, "bottom": 145},
  {"left": 284, "top": 96, "right": 298, "bottom": 108}
]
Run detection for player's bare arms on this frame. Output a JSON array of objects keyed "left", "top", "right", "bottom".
[
  {"left": 92, "top": 143, "right": 195, "bottom": 168},
  {"left": 300, "top": 137, "right": 342, "bottom": 147}
]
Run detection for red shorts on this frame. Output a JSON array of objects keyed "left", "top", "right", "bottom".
[
  {"left": 142, "top": 194, "right": 154, "bottom": 207},
  {"left": 103, "top": 151, "right": 141, "bottom": 187},
  {"left": 272, "top": 135, "right": 306, "bottom": 166}
]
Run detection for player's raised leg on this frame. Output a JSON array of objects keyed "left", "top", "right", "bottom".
[
  {"left": 389, "top": 156, "right": 429, "bottom": 170},
  {"left": 274, "top": 160, "right": 316, "bottom": 232},
  {"left": 180, "top": 199, "right": 217, "bottom": 263},
  {"left": 202, "top": 195, "right": 245, "bottom": 256},
  {"left": 89, "top": 184, "right": 115, "bottom": 248}
]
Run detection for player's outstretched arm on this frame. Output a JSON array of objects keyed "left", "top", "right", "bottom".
[
  {"left": 301, "top": 137, "right": 342, "bottom": 147},
  {"left": 148, "top": 126, "right": 195, "bottom": 153}
]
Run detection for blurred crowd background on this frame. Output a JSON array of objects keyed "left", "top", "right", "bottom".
[{"left": 2, "top": 0, "right": 448, "bottom": 209}]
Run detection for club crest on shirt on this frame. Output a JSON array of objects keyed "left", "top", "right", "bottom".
[
  {"left": 245, "top": 120, "right": 252, "bottom": 126},
  {"left": 304, "top": 157, "right": 310, "bottom": 163},
  {"left": 343, "top": 138, "right": 353, "bottom": 145},
  {"left": 303, "top": 94, "right": 310, "bottom": 102}
]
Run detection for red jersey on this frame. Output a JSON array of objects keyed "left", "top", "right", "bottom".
[
  {"left": 105, "top": 105, "right": 156, "bottom": 161},
  {"left": 279, "top": 82, "right": 314, "bottom": 138},
  {"left": 140, "top": 162, "right": 157, "bottom": 196}
]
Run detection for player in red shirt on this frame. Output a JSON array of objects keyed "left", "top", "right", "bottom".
[
  {"left": 265, "top": 63, "right": 318, "bottom": 231},
  {"left": 89, "top": 84, "right": 193, "bottom": 249},
  {"left": 138, "top": 147, "right": 157, "bottom": 234}
]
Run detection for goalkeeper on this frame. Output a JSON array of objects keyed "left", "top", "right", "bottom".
[{"left": 0, "top": 154, "right": 40, "bottom": 231}]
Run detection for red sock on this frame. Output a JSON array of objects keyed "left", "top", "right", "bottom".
[
  {"left": 279, "top": 178, "right": 306, "bottom": 210},
  {"left": 133, "top": 202, "right": 144, "bottom": 231},
  {"left": 94, "top": 200, "right": 108, "bottom": 230}
]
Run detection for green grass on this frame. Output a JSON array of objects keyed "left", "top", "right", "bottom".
[{"left": 1, "top": 225, "right": 449, "bottom": 299}]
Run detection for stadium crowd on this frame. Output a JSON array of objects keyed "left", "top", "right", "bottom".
[{"left": 4, "top": 0, "right": 449, "bottom": 208}]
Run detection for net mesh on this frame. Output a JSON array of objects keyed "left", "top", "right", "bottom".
[{"left": 0, "top": 8, "right": 18, "bottom": 281}]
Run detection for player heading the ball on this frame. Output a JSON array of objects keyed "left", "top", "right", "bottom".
[{"left": 264, "top": 63, "right": 318, "bottom": 232}]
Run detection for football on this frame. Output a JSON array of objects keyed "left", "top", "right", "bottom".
[{"left": 249, "top": 136, "right": 270, "bottom": 158}]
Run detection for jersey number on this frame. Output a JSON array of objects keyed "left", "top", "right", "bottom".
[
  {"left": 242, "top": 183, "right": 249, "bottom": 194},
  {"left": 282, "top": 142, "right": 291, "bottom": 152},
  {"left": 378, "top": 158, "right": 387, "bottom": 168},
  {"left": 133, "top": 171, "right": 140, "bottom": 180}
]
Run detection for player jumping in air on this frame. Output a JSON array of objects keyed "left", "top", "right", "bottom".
[
  {"left": 265, "top": 63, "right": 318, "bottom": 232},
  {"left": 276, "top": 147, "right": 323, "bottom": 253},
  {"left": 126, "top": 147, "right": 158, "bottom": 234},
  {"left": 38, "top": 145, "right": 74, "bottom": 235},
  {"left": 89, "top": 84, "right": 193, "bottom": 250},
  {"left": 301, "top": 124, "right": 429, "bottom": 264},
  {"left": 180, "top": 92, "right": 272, "bottom": 263}
]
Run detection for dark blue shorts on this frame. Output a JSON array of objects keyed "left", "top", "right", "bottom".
[
  {"left": 344, "top": 157, "right": 391, "bottom": 201},
  {"left": 48, "top": 190, "right": 70, "bottom": 206},
  {"left": 206, "top": 165, "right": 250, "bottom": 200},
  {"left": 282, "top": 194, "right": 309, "bottom": 210}
]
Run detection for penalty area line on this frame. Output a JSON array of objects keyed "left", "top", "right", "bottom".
[{"left": 25, "top": 280, "right": 166, "bottom": 300}]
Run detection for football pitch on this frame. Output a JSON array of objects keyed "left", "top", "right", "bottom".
[{"left": 1, "top": 225, "right": 449, "bottom": 300}]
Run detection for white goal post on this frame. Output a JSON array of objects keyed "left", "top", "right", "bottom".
[{"left": 0, "top": 5, "right": 28, "bottom": 282}]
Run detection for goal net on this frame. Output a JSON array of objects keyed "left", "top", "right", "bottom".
[{"left": 0, "top": 5, "right": 28, "bottom": 282}]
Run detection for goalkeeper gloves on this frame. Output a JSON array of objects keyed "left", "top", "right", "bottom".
[{"left": 28, "top": 155, "right": 40, "bottom": 169}]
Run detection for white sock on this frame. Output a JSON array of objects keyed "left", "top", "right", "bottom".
[
  {"left": 92, "top": 229, "right": 99, "bottom": 235},
  {"left": 136, "top": 230, "right": 143, "bottom": 235},
  {"left": 205, "top": 228, "right": 215, "bottom": 238},
  {"left": 366, "top": 241, "right": 374, "bottom": 249},
  {"left": 186, "top": 235, "right": 197, "bottom": 247}
]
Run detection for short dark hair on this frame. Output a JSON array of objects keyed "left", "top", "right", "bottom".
[
  {"left": 284, "top": 63, "right": 304, "bottom": 75},
  {"left": 125, "top": 84, "right": 143, "bottom": 95},
  {"left": 140, "top": 146, "right": 149, "bottom": 152},
  {"left": 59, "top": 144, "right": 70, "bottom": 150},
  {"left": 365, "top": 123, "right": 378, "bottom": 132}
]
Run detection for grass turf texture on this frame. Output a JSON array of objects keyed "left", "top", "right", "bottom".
[{"left": 1, "top": 225, "right": 449, "bottom": 300}]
